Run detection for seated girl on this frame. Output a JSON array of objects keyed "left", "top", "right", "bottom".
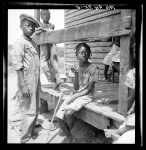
[{"left": 55, "top": 43, "right": 100, "bottom": 143}]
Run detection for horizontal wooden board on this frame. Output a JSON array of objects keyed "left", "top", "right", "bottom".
[
  {"left": 65, "top": 9, "right": 91, "bottom": 20},
  {"left": 93, "top": 90, "right": 118, "bottom": 99},
  {"left": 32, "top": 15, "right": 131, "bottom": 45},
  {"left": 65, "top": 37, "right": 111, "bottom": 44},
  {"left": 84, "top": 103, "right": 125, "bottom": 122},
  {"left": 64, "top": 9, "right": 70, "bottom": 13},
  {"left": 66, "top": 10, "right": 121, "bottom": 28},
  {"left": 74, "top": 108, "right": 110, "bottom": 130},
  {"left": 65, "top": 47, "right": 112, "bottom": 53},
  {"left": 65, "top": 42, "right": 112, "bottom": 48},
  {"left": 65, "top": 52, "right": 108, "bottom": 59},
  {"left": 65, "top": 9, "right": 79, "bottom": 16},
  {"left": 65, "top": 9, "right": 110, "bottom": 24}
]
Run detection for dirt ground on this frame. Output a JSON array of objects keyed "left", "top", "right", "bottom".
[{"left": 7, "top": 71, "right": 112, "bottom": 144}]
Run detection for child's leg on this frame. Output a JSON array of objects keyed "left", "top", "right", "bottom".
[
  {"left": 56, "top": 117, "right": 73, "bottom": 142},
  {"left": 104, "top": 65, "right": 109, "bottom": 80},
  {"left": 64, "top": 109, "right": 76, "bottom": 130},
  {"left": 111, "top": 66, "right": 115, "bottom": 83}
]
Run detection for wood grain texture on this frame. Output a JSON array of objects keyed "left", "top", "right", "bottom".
[
  {"left": 118, "top": 35, "right": 130, "bottom": 115},
  {"left": 65, "top": 42, "right": 112, "bottom": 48},
  {"left": 74, "top": 108, "right": 110, "bottom": 129},
  {"left": 84, "top": 102, "right": 125, "bottom": 122},
  {"left": 65, "top": 9, "right": 110, "bottom": 24},
  {"left": 34, "top": 9, "right": 40, "bottom": 22},
  {"left": 117, "top": 9, "right": 132, "bottom": 115},
  {"left": 65, "top": 9, "right": 80, "bottom": 17},
  {"left": 65, "top": 47, "right": 111, "bottom": 54},
  {"left": 65, "top": 52, "right": 108, "bottom": 59},
  {"left": 65, "top": 9, "right": 91, "bottom": 19},
  {"left": 65, "top": 10, "right": 121, "bottom": 28},
  {"left": 32, "top": 17, "right": 131, "bottom": 45}
]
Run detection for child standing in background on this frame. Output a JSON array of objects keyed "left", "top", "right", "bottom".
[
  {"left": 103, "top": 37, "right": 120, "bottom": 81},
  {"left": 37, "top": 9, "right": 61, "bottom": 90}
]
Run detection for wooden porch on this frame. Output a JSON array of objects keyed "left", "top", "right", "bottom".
[
  {"left": 40, "top": 78, "right": 125, "bottom": 130},
  {"left": 33, "top": 9, "right": 135, "bottom": 132}
]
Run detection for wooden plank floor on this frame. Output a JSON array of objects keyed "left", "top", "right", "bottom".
[{"left": 40, "top": 80, "right": 125, "bottom": 129}]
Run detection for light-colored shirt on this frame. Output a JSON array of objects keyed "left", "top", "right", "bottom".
[
  {"left": 11, "top": 35, "right": 40, "bottom": 93},
  {"left": 112, "top": 51, "right": 120, "bottom": 62},
  {"left": 124, "top": 68, "right": 135, "bottom": 89},
  {"left": 103, "top": 44, "right": 120, "bottom": 66}
]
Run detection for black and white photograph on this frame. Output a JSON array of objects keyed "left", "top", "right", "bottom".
[{"left": 4, "top": 3, "right": 143, "bottom": 144}]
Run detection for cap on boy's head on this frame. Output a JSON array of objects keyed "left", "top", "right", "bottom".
[{"left": 19, "top": 13, "right": 40, "bottom": 28}]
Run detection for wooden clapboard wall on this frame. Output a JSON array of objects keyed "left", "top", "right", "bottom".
[{"left": 64, "top": 9, "right": 121, "bottom": 78}]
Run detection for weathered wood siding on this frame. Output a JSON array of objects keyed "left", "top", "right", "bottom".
[{"left": 64, "top": 9, "right": 121, "bottom": 78}]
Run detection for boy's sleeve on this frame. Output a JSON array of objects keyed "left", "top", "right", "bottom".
[
  {"left": 11, "top": 40, "right": 24, "bottom": 71},
  {"left": 124, "top": 69, "right": 135, "bottom": 89},
  {"left": 125, "top": 113, "right": 135, "bottom": 126},
  {"left": 89, "top": 64, "right": 100, "bottom": 83}
]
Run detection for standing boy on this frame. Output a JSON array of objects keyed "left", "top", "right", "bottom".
[
  {"left": 38, "top": 9, "right": 61, "bottom": 90},
  {"left": 11, "top": 14, "right": 40, "bottom": 143}
]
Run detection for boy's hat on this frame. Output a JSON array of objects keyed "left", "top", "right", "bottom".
[{"left": 20, "top": 13, "right": 40, "bottom": 28}]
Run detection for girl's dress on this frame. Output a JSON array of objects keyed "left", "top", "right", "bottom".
[{"left": 56, "top": 63, "right": 100, "bottom": 120}]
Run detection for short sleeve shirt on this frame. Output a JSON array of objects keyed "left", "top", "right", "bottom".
[
  {"left": 103, "top": 44, "right": 120, "bottom": 65},
  {"left": 124, "top": 68, "right": 135, "bottom": 89},
  {"left": 78, "top": 63, "right": 100, "bottom": 94}
]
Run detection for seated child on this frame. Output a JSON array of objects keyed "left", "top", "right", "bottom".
[
  {"left": 104, "top": 67, "right": 135, "bottom": 144},
  {"left": 103, "top": 37, "right": 120, "bottom": 81},
  {"left": 55, "top": 43, "right": 100, "bottom": 143}
]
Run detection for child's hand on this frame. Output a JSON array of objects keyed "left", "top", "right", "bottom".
[
  {"left": 34, "top": 27, "right": 48, "bottom": 35},
  {"left": 35, "top": 27, "right": 48, "bottom": 32},
  {"left": 71, "top": 65, "right": 79, "bottom": 73},
  {"left": 22, "top": 85, "right": 30, "bottom": 97},
  {"left": 104, "top": 129, "right": 112, "bottom": 138}
]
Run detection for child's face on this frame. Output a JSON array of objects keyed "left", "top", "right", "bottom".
[
  {"left": 41, "top": 10, "right": 50, "bottom": 22},
  {"left": 20, "top": 19, "right": 35, "bottom": 37},
  {"left": 77, "top": 46, "right": 90, "bottom": 62}
]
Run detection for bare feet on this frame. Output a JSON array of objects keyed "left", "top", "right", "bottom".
[{"left": 104, "top": 129, "right": 119, "bottom": 138}]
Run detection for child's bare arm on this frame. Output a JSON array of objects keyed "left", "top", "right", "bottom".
[
  {"left": 69, "top": 81, "right": 95, "bottom": 102},
  {"left": 17, "top": 68, "right": 30, "bottom": 97}
]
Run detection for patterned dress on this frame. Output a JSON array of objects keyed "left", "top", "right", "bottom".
[
  {"left": 56, "top": 63, "right": 100, "bottom": 119},
  {"left": 11, "top": 35, "right": 40, "bottom": 141}
]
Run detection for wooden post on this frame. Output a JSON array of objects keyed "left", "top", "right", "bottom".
[
  {"left": 34, "top": 9, "right": 41, "bottom": 112},
  {"left": 34, "top": 9, "right": 40, "bottom": 22},
  {"left": 118, "top": 9, "right": 132, "bottom": 116}
]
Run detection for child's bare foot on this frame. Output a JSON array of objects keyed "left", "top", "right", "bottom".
[{"left": 104, "top": 129, "right": 119, "bottom": 138}]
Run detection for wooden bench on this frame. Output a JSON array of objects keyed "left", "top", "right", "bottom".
[{"left": 40, "top": 81, "right": 125, "bottom": 130}]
